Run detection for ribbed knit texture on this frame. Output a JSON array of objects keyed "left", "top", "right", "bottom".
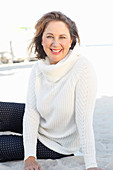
[{"left": 23, "top": 45, "right": 97, "bottom": 169}]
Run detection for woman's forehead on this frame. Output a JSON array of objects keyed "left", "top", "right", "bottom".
[{"left": 43, "top": 21, "right": 70, "bottom": 35}]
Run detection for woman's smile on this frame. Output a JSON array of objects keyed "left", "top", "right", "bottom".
[{"left": 50, "top": 49, "right": 62, "bottom": 55}]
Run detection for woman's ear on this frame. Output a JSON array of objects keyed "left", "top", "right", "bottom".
[
  {"left": 69, "top": 38, "right": 73, "bottom": 48},
  {"left": 41, "top": 33, "right": 44, "bottom": 46}
]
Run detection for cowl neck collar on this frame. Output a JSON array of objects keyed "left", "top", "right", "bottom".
[{"left": 38, "top": 45, "right": 81, "bottom": 82}]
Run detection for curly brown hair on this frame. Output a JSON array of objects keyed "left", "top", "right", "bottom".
[{"left": 29, "top": 11, "right": 80, "bottom": 59}]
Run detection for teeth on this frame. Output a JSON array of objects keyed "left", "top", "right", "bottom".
[{"left": 52, "top": 49, "right": 61, "bottom": 52}]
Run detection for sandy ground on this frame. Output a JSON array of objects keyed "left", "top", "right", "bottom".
[{"left": 0, "top": 46, "right": 113, "bottom": 169}]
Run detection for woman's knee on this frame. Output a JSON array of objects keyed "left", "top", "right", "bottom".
[{"left": 0, "top": 102, "right": 25, "bottom": 133}]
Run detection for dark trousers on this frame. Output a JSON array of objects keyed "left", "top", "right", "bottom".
[{"left": 0, "top": 102, "right": 73, "bottom": 162}]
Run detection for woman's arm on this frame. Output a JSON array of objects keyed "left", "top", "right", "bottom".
[
  {"left": 23, "top": 64, "right": 40, "bottom": 160},
  {"left": 75, "top": 59, "right": 97, "bottom": 169}
]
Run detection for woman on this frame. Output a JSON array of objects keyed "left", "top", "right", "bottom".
[
  {"left": 0, "top": 11, "right": 102, "bottom": 170},
  {"left": 23, "top": 11, "right": 103, "bottom": 170}
]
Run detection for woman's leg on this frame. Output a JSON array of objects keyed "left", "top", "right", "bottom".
[
  {"left": 0, "top": 136, "right": 73, "bottom": 162},
  {"left": 0, "top": 102, "right": 25, "bottom": 134},
  {"left": 37, "top": 140, "right": 74, "bottom": 159},
  {"left": 0, "top": 135, "right": 24, "bottom": 162}
]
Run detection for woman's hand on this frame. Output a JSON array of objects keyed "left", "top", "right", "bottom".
[
  {"left": 24, "top": 156, "right": 42, "bottom": 170},
  {"left": 87, "top": 168, "right": 103, "bottom": 170}
]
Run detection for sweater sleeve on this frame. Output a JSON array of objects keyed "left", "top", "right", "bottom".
[
  {"left": 75, "top": 59, "right": 97, "bottom": 169},
  {"left": 23, "top": 64, "right": 40, "bottom": 160}
]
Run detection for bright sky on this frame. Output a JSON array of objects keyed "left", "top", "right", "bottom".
[{"left": 0, "top": 0, "right": 113, "bottom": 45}]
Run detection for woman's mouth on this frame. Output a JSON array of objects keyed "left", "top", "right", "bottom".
[{"left": 50, "top": 49, "right": 62, "bottom": 55}]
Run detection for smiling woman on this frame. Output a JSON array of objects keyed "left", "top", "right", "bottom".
[
  {"left": 24, "top": 11, "right": 101, "bottom": 170},
  {"left": 0, "top": 11, "right": 103, "bottom": 170},
  {"left": 41, "top": 21, "right": 73, "bottom": 64},
  {"left": 28, "top": 11, "right": 80, "bottom": 61}
]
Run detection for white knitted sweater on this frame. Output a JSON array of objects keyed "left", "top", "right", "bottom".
[{"left": 23, "top": 46, "right": 97, "bottom": 169}]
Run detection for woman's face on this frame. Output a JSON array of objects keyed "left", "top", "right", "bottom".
[{"left": 41, "top": 21, "right": 72, "bottom": 64}]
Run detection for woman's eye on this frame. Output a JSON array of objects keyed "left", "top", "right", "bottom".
[
  {"left": 47, "top": 36, "right": 53, "bottom": 38},
  {"left": 60, "top": 36, "right": 66, "bottom": 39}
]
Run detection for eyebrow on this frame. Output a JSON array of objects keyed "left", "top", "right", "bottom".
[{"left": 46, "top": 33, "right": 67, "bottom": 36}]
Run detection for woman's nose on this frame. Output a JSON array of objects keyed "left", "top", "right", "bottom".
[{"left": 52, "top": 38, "right": 60, "bottom": 46}]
